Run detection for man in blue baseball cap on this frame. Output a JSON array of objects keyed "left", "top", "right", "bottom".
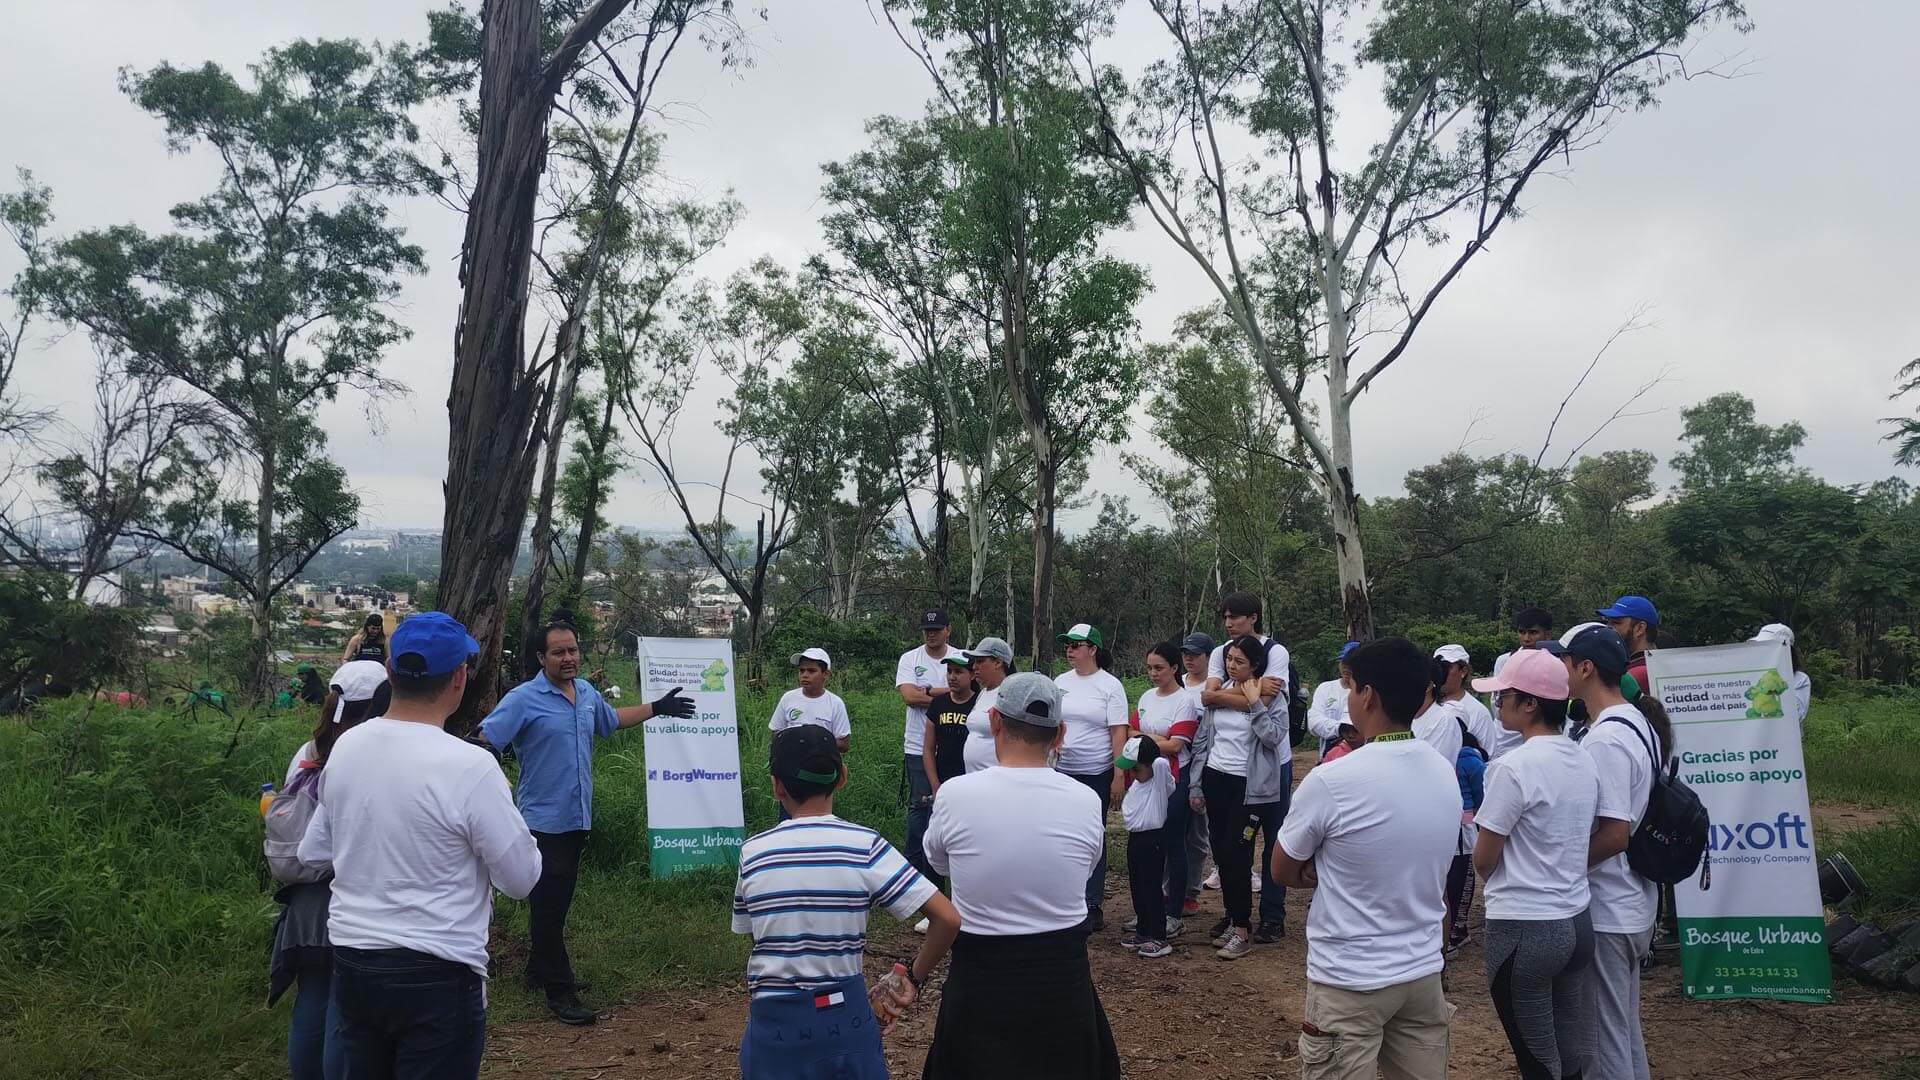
[
  {"left": 1596, "top": 595, "right": 1658, "bottom": 689},
  {"left": 299, "top": 611, "right": 542, "bottom": 1079},
  {"left": 479, "top": 616, "right": 698, "bottom": 1025},
  {"left": 1306, "top": 643, "right": 1359, "bottom": 760}
]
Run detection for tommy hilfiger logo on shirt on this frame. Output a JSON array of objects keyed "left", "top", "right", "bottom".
[{"left": 813, "top": 990, "right": 846, "bottom": 1010}]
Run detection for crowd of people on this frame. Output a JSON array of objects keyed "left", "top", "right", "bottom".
[{"left": 257, "top": 592, "right": 1809, "bottom": 1080}]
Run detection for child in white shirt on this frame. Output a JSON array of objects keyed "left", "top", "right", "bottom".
[{"left": 1117, "top": 736, "right": 1176, "bottom": 958}]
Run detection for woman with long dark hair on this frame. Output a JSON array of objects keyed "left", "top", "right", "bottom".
[
  {"left": 1128, "top": 641, "right": 1201, "bottom": 940},
  {"left": 1187, "top": 635, "right": 1288, "bottom": 960},
  {"left": 269, "top": 660, "right": 391, "bottom": 1080},
  {"left": 1053, "top": 623, "right": 1129, "bottom": 932},
  {"left": 340, "top": 612, "right": 387, "bottom": 664}
]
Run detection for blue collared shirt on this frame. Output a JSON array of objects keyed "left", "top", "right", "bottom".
[{"left": 480, "top": 674, "right": 620, "bottom": 833}]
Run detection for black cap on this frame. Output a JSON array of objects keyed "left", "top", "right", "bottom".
[
  {"left": 1565, "top": 625, "right": 1628, "bottom": 676},
  {"left": 1180, "top": 632, "right": 1216, "bottom": 655},
  {"left": 920, "top": 609, "right": 951, "bottom": 630},
  {"left": 770, "top": 725, "right": 842, "bottom": 786},
  {"left": 1530, "top": 640, "right": 1569, "bottom": 658}
]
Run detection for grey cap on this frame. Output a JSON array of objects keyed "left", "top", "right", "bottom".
[
  {"left": 993, "top": 671, "right": 1062, "bottom": 727},
  {"left": 968, "top": 636, "right": 1015, "bottom": 664}
]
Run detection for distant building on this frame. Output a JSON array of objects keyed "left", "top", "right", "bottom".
[{"left": 686, "top": 574, "right": 741, "bottom": 638}]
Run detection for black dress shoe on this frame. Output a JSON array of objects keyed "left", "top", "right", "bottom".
[
  {"left": 1254, "top": 920, "right": 1286, "bottom": 944},
  {"left": 546, "top": 990, "right": 597, "bottom": 1026}
]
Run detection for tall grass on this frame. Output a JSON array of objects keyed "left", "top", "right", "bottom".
[
  {"left": 0, "top": 682, "right": 927, "bottom": 1077},
  {"left": 1801, "top": 689, "right": 1920, "bottom": 924}
]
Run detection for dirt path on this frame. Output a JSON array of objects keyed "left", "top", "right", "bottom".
[{"left": 486, "top": 785, "right": 1920, "bottom": 1079}]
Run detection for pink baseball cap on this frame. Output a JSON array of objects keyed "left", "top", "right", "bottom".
[{"left": 1471, "top": 648, "right": 1569, "bottom": 700}]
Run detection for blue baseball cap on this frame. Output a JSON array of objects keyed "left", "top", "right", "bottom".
[
  {"left": 1596, "top": 595, "right": 1659, "bottom": 628},
  {"left": 1338, "top": 641, "right": 1360, "bottom": 662},
  {"left": 1180, "top": 632, "right": 1216, "bottom": 655},
  {"left": 388, "top": 612, "right": 480, "bottom": 679}
]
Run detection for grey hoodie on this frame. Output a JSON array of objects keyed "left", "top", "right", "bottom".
[{"left": 1188, "top": 687, "right": 1290, "bottom": 804}]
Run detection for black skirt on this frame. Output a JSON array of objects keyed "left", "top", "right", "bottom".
[{"left": 921, "top": 928, "right": 1120, "bottom": 1080}]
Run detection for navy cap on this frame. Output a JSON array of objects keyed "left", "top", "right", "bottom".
[
  {"left": 1564, "top": 624, "right": 1629, "bottom": 676},
  {"left": 1180, "top": 632, "right": 1216, "bottom": 656},
  {"left": 388, "top": 612, "right": 479, "bottom": 679},
  {"left": 920, "top": 609, "right": 951, "bottom": 630},
  {"left": 1529, "top": 639, "right": 1569, "bottom": 658},
  {"left": 1338, "top": 640, "right": 1361, "bottom": 662},
  {"left": 1596, "top": 595, "right": 1659, "bottom": 628}
]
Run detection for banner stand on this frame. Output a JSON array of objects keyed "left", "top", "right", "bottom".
[
  {"left": 1648, "top": 641, "right": 1832, "bottom": 1002},
  {"left": 636, "top": 636, "right": 746, "bottom": 876}
]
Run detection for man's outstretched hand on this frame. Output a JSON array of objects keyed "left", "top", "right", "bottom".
[{"left": 651, "top": 687, "right": 696, "bottom": 720}]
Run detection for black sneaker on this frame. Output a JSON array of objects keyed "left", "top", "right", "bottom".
[
  {"left": 1253, "top": 920, "right": 1286, "bottom": 944},
  {"left": 1084, "top": 909, "right": 1106, "bottom": 933},
  {"left": 546, "top": 990, "right": 597, "bottom": 1026}
]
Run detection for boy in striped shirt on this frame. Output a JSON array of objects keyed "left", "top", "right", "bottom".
[{"left": 733, "top": 724, "right": 960, "bottom": 1079}]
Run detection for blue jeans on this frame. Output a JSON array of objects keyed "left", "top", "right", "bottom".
[
  {"left": 289, "top": 956, "right": 343, "bottom": 1080},
  {"left": 904, "top": 755, "right": 937, "bottom": 888},
  {"left": 332, "top": 946, "right": 485, "bottom": 1080},
  {"left": 1255, "top": 756, "right": 1293, "bottom": 926}
]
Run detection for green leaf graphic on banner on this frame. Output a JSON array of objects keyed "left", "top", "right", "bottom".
[{"left": 1744, "top": 669, "right": 1788, "bottom": 719}]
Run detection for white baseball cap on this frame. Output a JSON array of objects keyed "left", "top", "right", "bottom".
[
  {"left": 1751, "top": 623, "right": 1795, "bottom": 649},
  {"left": 329, "top": 660, "right": 389, "bottom": 724},
  {"left": 1433, "top": 643, "right": 1470, "bottom": 665},
  {"left": 790, "top": 647, "right": 832, "bottom": 670}
]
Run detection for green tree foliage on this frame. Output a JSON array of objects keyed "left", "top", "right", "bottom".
[
  {"left": 0, "top": 571, "right": 139, "bottom": 705},
  {"left": 1088, "top": 0, "right": 1749, "bottom": 637},
  {"left": 1670, "top": 391, "right": 1808, "bottom": 491},
  {"left": 32, "top": 40, "right": 430, "bottom": 696}
]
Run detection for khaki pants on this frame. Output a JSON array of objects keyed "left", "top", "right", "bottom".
[{"left": 1299, "top": 973, "right": 1454, "bottom": 1080}]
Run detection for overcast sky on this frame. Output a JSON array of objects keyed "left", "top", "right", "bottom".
[{"left": 4, "top": 1, "right": 1916, "bottom": 533}]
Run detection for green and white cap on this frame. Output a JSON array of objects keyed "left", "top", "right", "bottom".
[{"left": 1056, "top": 623, "right": 1103, "bottom": 647}]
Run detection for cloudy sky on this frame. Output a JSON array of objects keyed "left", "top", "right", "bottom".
[{"left": 4, "top": 1, "right": 1916, "bottom": 533}]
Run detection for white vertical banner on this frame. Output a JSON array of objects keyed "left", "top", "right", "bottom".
[
  {"left": 1646, "top": 640, "right": 1832, "bottom": 1002},
  {"left": 635, "top": 636, "right": 746, "bottom": 876}
]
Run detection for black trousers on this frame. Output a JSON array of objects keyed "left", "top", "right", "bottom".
[
  {"left": 1126, "top": 829, "right": 1167, "bottom": 941},
  {"left": 1063, "top": 768, "right": 1115, "bottom": 912},
  {"left": 528, "top": 829, "right": 589, "bottom": 993}
]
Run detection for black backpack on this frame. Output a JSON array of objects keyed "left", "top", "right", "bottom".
[
  {"left": 1601, "top": 715, "right": 1712, "bottom": 888},
  {"left": 1287, "top": 661, "right": 1310, "bottom": 748}
]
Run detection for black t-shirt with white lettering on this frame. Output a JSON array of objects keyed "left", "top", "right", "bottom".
[{"left": 927, "top": 692, "right": 978, "bottom": 783}]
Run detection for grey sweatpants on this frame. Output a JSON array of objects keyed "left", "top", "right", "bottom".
[
  {"left": 1485, "top": 911, "right": 1595, "bottom": 1079},
  {"left": 1588, "top": 927, "right": 1653, "bottom": 1080}
]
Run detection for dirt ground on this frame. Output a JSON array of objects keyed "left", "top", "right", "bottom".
[{"left": 484, "top": 780, "right": 1920, "bottom": 1080}]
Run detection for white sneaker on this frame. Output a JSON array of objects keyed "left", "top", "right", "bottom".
[
  {"left": 1165, "top": 917, "right": 1183, "bottom": 938},
  {"left": 1202, "top": 868, "right": 1221, "bottom": 890},
  {"left": 1251, "top": 872, "right": 1263, "bottom": 893},
  {"left": 1216, "top": 930, "right": 1252, "bottom": 960},
  {"left": 1137, "top": 939, "right": 1173, "bottom": 959},
  {"left": 913, "top": 917, "right": 929, "bottom": 934}
]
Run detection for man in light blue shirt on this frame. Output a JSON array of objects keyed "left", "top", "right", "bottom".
[{"left": 480, "top": 619, "right": 694, "bottom": 1025}]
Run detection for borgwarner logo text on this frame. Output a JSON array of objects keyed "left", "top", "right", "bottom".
[{"left": 1706, "top": 812, "right": 1813, "bottom": 864}]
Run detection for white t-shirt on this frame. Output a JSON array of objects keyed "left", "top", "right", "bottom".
[
  {"left": 1581, "top": 704, "right": 1660, "bottom": 935},
  {"left": 768, "top": 687, "right": 851, "bottom": 740},
  {"left": 895, "top": 645, "right": 951, "bottom": 756},
  {"left": 962, "top": 683, "right": 1000, "bottom": 773},
  {"left": 1053, "top": 668, "right": 1128, "bottom": 775},
  {"left": 1452, "top": 693, "right": 1503, "bottom": 760},
  {"left": 1786, "top": 671, "right": 1811, "bottom": 725},
  {"left": 730, "top": 815, "right": 935, "bottom": 998},
  {"left": 925, "top": 766, "right": 1103, "bottom": 936},
  {"left": 297, "top": 718, "right": 543, "bottom": 976},
  {"left": 1486, "top": 653, "right": 1526, "bottom": 756},
  {"left": 1280, "top": 737, "right": 1461, "bottom": 991},
  {"left": 1137, "top": 685, "right": 1200, "bottom": 769},
  {"left": 1413, "top": 700, "right": 1465, "bottom": 766},
  {"left": 1475, "top": 735, "right": 1599, "bottom": 920},
  {"left": 1202, "top": 692, "right": 1259, "bottom": 776},
  {"left": 1121, "top": 757, "right": 1174, "bottom": 833},
  {"left": 1307, "top": 681, "right": 1349, "bottom": 743},
  {"left": 1207, "top": 636, "right": 1291, "bottom": 701}
]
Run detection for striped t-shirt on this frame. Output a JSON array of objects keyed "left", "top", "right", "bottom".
[{"left": 730, "top": 815, "right": 935, "bottom": 998}]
